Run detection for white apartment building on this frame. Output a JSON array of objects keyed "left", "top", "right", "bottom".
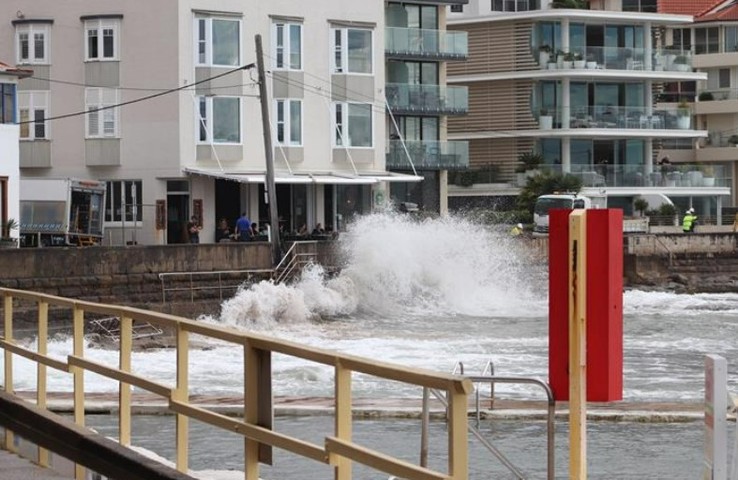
[
  {"left": 0, "top": 61, "right": 31, "bottom": 246},
  {"left": 1, "top": 0, "right": 421, "bottom": 245},
  {"left": 446, "top": 0, "right": 730, "bottom": 221}
]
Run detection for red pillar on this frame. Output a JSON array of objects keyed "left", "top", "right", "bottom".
[{"left": 548, "top": 209, "right": 623, "bottom": 401}]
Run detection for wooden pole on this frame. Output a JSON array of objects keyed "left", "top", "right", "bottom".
[
  {"left": 255, "top": 34, "right": 281, "bottom": 265},
  {"left": 568, "top": 210, "right": 587, "bottom": 480}
]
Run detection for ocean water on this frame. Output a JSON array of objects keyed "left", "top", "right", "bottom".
[{"left": 4, "top": 212, "right": 738, "bottom": 479}]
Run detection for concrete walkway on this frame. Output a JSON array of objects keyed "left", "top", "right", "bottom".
[{"left": 0, "top": 450, "right": 71, "bottom": 479}]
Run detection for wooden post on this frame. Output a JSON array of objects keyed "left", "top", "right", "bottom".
[
  {"left": 37, "top": 301, "right": 49, "bottom": 467},
  {"left": 447, "top": 390, "right": 469, "bottom": 479},
  {"left": 174, "top": 324, "right": 189, "bottom": 473},
  {"left": 568, "top": 210, "right": 587, "bottom": 480},
  {"left": 3, "top": 294, "right": 14, "bottom": 451},
  {"left": 245, "top": 341, "right": 260, "bottom": 480},
  {"left": 72, "top": 305, "right": 85, "bottom": 480},
  {"left": 119, "top": 316, "right": 132, "bottom": 446},
  {"left": 334, "top": 362, "right": 352, "bottom": 480}
]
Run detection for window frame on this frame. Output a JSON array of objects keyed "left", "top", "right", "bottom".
[
  {"left": 332, "top": 101, "right": 373, "bottom": 148},
  {"left": 194, "top": 16, "right": 242, "bottom": 67},
  {"left": 18, "top": 91, "right": 49, "bottom": 140},
  {"left": 196, "top": 95, "right": 242, "bottom": 144},
  {"left": 274, "top": 99, "right": 303, "bottom": 146},
  {"left": 330, "top": 27, "right": 374, "bottom": 75},
  {"left": 105, "top": 179, "right": 143, "bottom": 224},
  {"left": 273, "top": 22, "right": 303, "bottom": 70},
  {"left": 84, "top": 19, "right": 119, "bottom": 61},
  {"left": 85, "top": 87, "right": 120, "bottom": 138},
  {"left": 16, "top": 24, "right": 50, "bottom": 64}
]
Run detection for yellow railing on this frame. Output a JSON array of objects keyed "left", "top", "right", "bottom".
[{"left": 0, "top": 287, "right": 472, "bottom": 480}]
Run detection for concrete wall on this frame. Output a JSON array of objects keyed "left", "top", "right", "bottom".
[{"left": 624, "top": 233, "right": 737, "bottom": 255}]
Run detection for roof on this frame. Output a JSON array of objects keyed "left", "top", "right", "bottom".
[
  {"left": 658, "top": 0, "right": 717, "bottom": 15},
  {"left": 0, "top": 61, "right": 32, "bottom": 79},
  {"left": 697, "top": 0, "right": 738, "bottom": 20}
]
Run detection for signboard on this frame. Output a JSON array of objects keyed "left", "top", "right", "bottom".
[{"left": 704, "top": 355, "right": 727, "bottom": 480}]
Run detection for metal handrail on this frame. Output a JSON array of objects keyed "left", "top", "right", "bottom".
[
  {"left": 158, "top": 269, "right": 274, "bottom": 303},
  {"left": 652, "top": 234, "right": 675, "bottom": 267},
  {"left": 423, "top": 373, "right": 556, "bottom": 480},
  {"left": 466, "top": 375, "right": 556, "bottom": 480}
]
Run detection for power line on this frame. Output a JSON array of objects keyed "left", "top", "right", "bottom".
[
  {"left": 28, "top": 75, "right": 260, "bottom": 93},
  {"left": 17, "top": 63, "right": 255, "bottom": 126}
]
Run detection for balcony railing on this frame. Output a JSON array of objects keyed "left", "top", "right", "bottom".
[
  {"left": 385, "top": 27, "right": 468, "bottom": 60},
  {"left": 537, "top": 47, "right": 693, "bottom": 72},
  {"left": 697, "top": 89, "right": 738, "bottom": 101},
  {"left": 704, "top": 131, "right": 738, "bottom": 148},
  {"left": 538, "top": 163, "right": 726, "bottom": 188},
  {"left": 386, "top": 140, "right": 469, "bottom": 170},
  {"left": 539, "top": 105, "right": 693, "bottom": 130},
  {"left": 386, "top": 83, "right": 468, "bottom": 115}
]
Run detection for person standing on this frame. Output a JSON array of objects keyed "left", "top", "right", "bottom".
[
  {"left": 235, "top": 212, "right": 251, "bottom": 241},
  {"left": 187, "top": 216, "right": 202, "bottom": 244},
  {"left": 682, "top": 208, "right": 697, "bottom": 233},
  {"left": 510, "top": 223, "right": 524, "bottom": 236}
]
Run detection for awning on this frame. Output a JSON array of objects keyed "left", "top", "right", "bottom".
[{"left": 184, "top": 168, "right": 423, "bottom": 184}]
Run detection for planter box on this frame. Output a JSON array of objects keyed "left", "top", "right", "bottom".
[{"left": 539, "top": 115, "right": 553, "bottom": 129}]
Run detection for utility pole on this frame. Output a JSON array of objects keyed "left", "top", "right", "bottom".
[{"left": 255, "top": 34, "right": 281, "bottom": 265}]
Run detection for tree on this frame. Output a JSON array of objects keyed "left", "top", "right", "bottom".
[{"left": 517, "top": 172, "right": 583, "bottom": 215}]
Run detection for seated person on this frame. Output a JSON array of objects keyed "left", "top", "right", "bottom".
[
  {"left": 312, "top": 223, "right": 325, "bottom": 235},
  {"left": 297, "top": 224, "right": 308, "bottom": 236},
  {"left": 250, "top": 222, "right": 259, "bottom": 238},
  {"left": 216, "top": 218, "right": 231, "bottom": 242}
]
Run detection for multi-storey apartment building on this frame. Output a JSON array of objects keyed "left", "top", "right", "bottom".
[
  {"left": 0, "top": 61, "right": 31, "bottom": 246},
  {"left": 384, "top": 1, "right": 469, "bottom": 214},
  {"left": 660, "top": 0, "right": 738, "bottom": 216},
  {"left": 1, "top": 1, "right": 422, "bottom": 245},
  {"left": 446, "top": 0, "right": 730, "bottom": 220}
]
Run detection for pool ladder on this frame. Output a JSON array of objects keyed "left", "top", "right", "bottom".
[{"left": 418, "top": 361, "right": 556, "bottom": 480}]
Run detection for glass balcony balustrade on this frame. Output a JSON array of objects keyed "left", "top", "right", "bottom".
[
  {"left": 539, "top": 105, "right": 693, "bottom": 130},
  {"left": 537, "top": 163, "right": 726, "bottom": 188},
  {"left": 538, "top": 46, "right": 693, "bottom": 72},
  {"left": 385, "top": 83, "right": 468, "bottom": 115},
  {"left": 697, "top": 89, "right": 738, "bottom": 101},
  {"left": 386, "top": 140, "right": 469, "bottom": 170},
  {"left": 385, "top": 27, "right": 468, "bottom": 60}
]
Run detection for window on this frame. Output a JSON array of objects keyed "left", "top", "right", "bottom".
[
  {"left": 621, "top": 0, "right": 656, "bottom": 12},
  {"left": 331, "top": 28, "right": 373, "bottom": 74},
  {"left": 85, "top": 88, "right": 119, "bottom": 138},
  {"left": 333, "top": 102, "right": 372, "bottom": 147},
  {"left": 273, "top": 23, "right": 302, "bottom": 70},
  {"left": 492, "top": 0, "right": 538, "bottom": 12},
  {"left": 695, "top": 27, "right": 719, "bottom": 55},
  {"left": 85, "top": 19, "right": 119, "bottom": 61},
  {"left": 450, "top": 4, "right": 464, "bottom": 12},
  {"left": 195, "top": 16, "right": 240, "bottom": 67},
  {"left": 197, "top": 96, "right": 241, "bottom": 143},
  {"left": 719, "top": 69, "right": 731, "bottom": 89},
  {"left": 18, "top": 91, "right": 48, "bottom": 140},
  {"left": 105, "top": 180, "right": 142, "bottom": 222},
  {"left": 0, "top": 83, "right": 16, "bottom": 124},
  {"left": 672, "top": 28, "right": 691, "bottom": 52},
  {"left": 16, "top": 24, "right": 49, "bottom": 64},
  {"left": 275, "top": 99, "right": 302, "bottom": 146},
  {"left": 725, "top": 26, "right": 738, "bottom": 52}
]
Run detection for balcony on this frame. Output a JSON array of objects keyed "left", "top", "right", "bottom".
[
  {"left": 542, "top": 163, "right": 727, "bottom": 188},
  {"left": 537, "top": 47, "right": 693, "bottom": 73},
  {"left": 385, "top": 27, "right": 468, "bottom": 61},
  {"left": 386, "top": 140, "right": 469, "bottom": 170},
  {"left": 694, "top": 89, "right": 738, "bottom": 115},
  {"left": 386, "top": 83, "right": 468, "bottom": 116},
  {"left": 540, "top": 105, "right": 694, "bottom": 131}
]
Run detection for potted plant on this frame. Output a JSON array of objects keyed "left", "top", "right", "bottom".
[
  {"left": 676, "top": 100, "right": 691, "bottom": 129},
  {"left": 1, "top": 218, "right": 19, "bottom": 248},
  {"left": 673, "top": 55, "right": 690, "bottom": 72},
  {"left": 633, "top": 197, "right": 649, "bottom": 217},
  {"left": 539, "top": 108, "right": 553, "bottom": 129},
  {"left": 538, "top": 44, "right": 552, "bottom": 67},
  {"left": 562, "top": 51, "right": 575, "bottom": 69},
  {"left": 700, "top": 165, "right": 716, "bottom": 186},
  {"left": 585, "top": 53, "right": 597, "bottom": 69},
  {"left": 729, "top": 134, "right": 738, "bottom": 146},
  {"left": 518, "top": 151, "right": 544, "bottom": 176},
  {"left": 698, "top": 91, "right": 714, "bottom": 102},
  {"left": 573, "top": 51, "right": 586, "bottom": 69}
]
